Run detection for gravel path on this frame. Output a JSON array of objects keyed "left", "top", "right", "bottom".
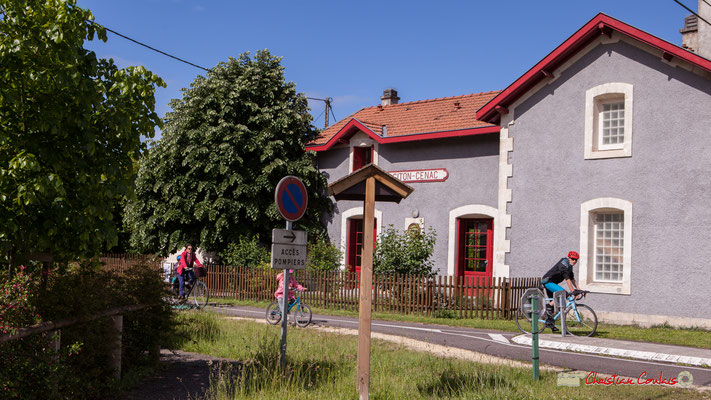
[{"left": 120, "top": 349, "right": 241, "bottom": 400}]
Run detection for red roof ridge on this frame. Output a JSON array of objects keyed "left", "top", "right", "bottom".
[
  {"left": 307, "top": 90, "right": 502, "bottom": 150},
  {"left": 349, "top": 90, "right": 503, "bottom": 113},
  {"left": 477, "top": 12, "right": 711, "bottom": 123}
]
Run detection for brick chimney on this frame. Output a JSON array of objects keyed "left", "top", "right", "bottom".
[
  {"left": 681, "top": 0, "right": 711, "bottom": 59},
  {"left": 381, "top": 88, "right": 400, "bottom": 106}
]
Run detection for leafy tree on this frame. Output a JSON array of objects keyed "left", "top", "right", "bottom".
[
  {"left": 374, "top": 225, "right": 437, "bottom": 276},
  {"left": 127, "top": 50, "right": 332, "bottom": 255},
  {"left": 219, "top": 234, "right": 270, "bottom": 268},
  {"left": 0, "top": 0, "right": 164, "bottom": 266}
]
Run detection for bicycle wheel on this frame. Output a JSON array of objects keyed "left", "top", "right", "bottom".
[
  {"left": 191, "top": 281, "right": 209, "bottom": 309},
  {"left": 291, "top": 303, "right": 312, "bottom": 327},
  {"left": 563, "top": 304, "right": 598, "bottom": 337},
  {"left": 266, "top": 302, "right": 282, "bottom": 325},
  {"left": 515, "top": 307, "right": 545, "bottom": 335}
]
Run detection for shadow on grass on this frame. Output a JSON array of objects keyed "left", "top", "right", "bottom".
[
  {"left": 166, "top": 311, "right": 222, "bottom": 349},
  {"left": 417, "top": 365, "right": 516, "bottom": 397}
]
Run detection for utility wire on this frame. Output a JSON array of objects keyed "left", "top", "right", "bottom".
[
  {"left": 91, "top": 22, "right": 212, "bottom": 73},
  {"left": 312, "top": 108, "right": 326, "bottom": 125},
  {"left": 673, "top": 0, "right": 711, "bottom": 27},
  {"left": 329, "top": 104, "right": 337, "bottom": 123}
]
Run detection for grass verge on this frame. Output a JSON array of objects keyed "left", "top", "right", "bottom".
[
  {"left": 171, "top": 311, "right": 709, "bottom": 400},
  {"left": 210, "top": 298, "right": 711, "bottom": 349}
]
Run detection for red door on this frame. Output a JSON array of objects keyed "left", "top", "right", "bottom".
[
  {"left": 347, "top": 217, "right": 377, "bottom": 276},
  {"left": 457, "top": 219, "right": 493, "bottom": 293}
]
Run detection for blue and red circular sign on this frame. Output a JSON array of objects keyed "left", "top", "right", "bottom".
[{"left": 275, "top": 176, "right": 308, "bottom": 221}]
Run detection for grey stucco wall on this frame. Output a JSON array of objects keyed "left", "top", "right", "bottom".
[
  {"left": 507, "top": 40, "right": 711, "bottom": 319},
  {"left": 317, "top": 134, "right": 499, "bottom": 275}
]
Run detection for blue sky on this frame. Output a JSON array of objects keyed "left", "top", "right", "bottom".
[{"left": 77, "top": 0, "right": 695, "bottom": 135}]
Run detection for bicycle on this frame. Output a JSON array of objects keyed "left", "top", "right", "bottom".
[
  {"left": 266, "top": 290, "right": 312, "bottom": 327},
  {"left": 169, "top": 267, "right": 209, "bottom": 309},
  {"left": 515, "top": 288, "right": 598, "bottom": 337}
]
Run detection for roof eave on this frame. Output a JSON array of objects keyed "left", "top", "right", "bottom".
[
  {"left": 476, "top": 13, "right": 711, "bottom": 124},
  {"left": 305, "top": 125, "right": 499, "bottom": 152}
]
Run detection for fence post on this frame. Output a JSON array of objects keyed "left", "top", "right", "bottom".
[
  {"left": 51, "top": 329, "right": 61, "bottom": 360},
  {"left": 108, "top": 315, "right": 123, "bottom": 379}
]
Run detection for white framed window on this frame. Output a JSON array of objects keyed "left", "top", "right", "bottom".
[
  {"left": 593, "top": 213, "right": 624, "bottom": 282},
  {"left": 584, "top": 83, "right": 633, "bottom": 159},
  {"left": 579, "top": 198, "right": 632, "bottom": 294},
  {"left": 598, "top": 101, "right": 625, "bottom": 150}
]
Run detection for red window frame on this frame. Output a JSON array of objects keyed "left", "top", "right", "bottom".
[
  {"left": 352, "top": 146, "right": 373, "bottom": 171},
  {"left": 456, "top": 218, "right": 493, "bottom": 278},
  {"left": 347, "top": 217, "right": 377, "bottom": 275}
]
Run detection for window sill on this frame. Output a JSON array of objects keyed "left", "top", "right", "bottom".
[
  {"left": 585, "top": 281, "right": 630, "bottom": 295},
  {"left": 584, "top": 148, "right": 631, "bottom": 160}
]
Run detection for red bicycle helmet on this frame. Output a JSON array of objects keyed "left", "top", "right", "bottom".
[{"left": 568, "top": 251, "right": 580, "bottom": 260}]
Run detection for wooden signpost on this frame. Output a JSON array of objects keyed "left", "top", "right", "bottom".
[{"left": 328, "top": 164, "right": 413, "bottom": 400}]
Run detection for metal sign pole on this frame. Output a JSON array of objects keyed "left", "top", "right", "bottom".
[
  {"left": 279, "top": 220, "right": 293, "bottom": 370},
  {"left": 531, "top": 294, "right": 540, "bottom": 381},
  {"left": 560, "top": 293, "right": 567, "bottom": 337}
]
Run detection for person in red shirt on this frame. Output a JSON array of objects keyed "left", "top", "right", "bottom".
[{"left": 177, "top": 244, "right": 203, "bottom": 298}]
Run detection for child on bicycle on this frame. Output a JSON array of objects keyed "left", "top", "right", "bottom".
[
  {"left": 274, "top": 269, "right": 307, "bottom": 306},
  {"left": 177, "top": 244, "right": 204, "bottom": 299},
  {"left": 540, "top": 251, "right": 583, "bottom": 332}
]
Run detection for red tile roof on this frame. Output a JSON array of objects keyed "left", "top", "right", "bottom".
[{"left": 307, "top": 91, "right": 501, "bottom": 150}]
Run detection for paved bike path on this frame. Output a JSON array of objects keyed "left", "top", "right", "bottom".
[{"left": 211, "top": 304, "right": 711, "bottom": 387}]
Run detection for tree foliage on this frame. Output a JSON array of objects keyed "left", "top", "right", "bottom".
[
  {"left": 374, "top": 225, "right": 437, "bottom": 276},
  {"left": 306, "top": 239, "right": 342, "bottom": 271},
  {"left": 219, "top": 235, "right": 270, "bottom": 268},
  {"left": 0, "top": 0, "right": 165, "bottom": 264},
  {"left": 127, "top": 50, "right": 331, "bottom": 255}
]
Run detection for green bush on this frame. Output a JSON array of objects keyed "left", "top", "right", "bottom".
[
  {"left": 0, "top": 261, "right": 172, "bottom": 399},
  {"left": 306, "top": 240, "right": 342, "bottom": 271},
  {"left": 220, "top": 235, "right": 270, "bottom": 268},
  {"left": 0, "top": 267, "right": 64, "bottom": 399},
  {"left": 374, "top": 225, "right": 437, "bottom": 277}
]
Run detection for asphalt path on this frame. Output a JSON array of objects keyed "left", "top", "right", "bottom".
[{"left": 210, "top": 304, "right": 711, "bottom": 387}]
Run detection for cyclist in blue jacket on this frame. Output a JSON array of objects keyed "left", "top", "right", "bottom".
[{"left": 541, "top": 251, "right": 583, "bottom": 332}]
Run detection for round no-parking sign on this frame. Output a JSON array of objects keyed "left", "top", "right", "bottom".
[{"left": 274, "top": 176, "right": 308, "bottom": 221}]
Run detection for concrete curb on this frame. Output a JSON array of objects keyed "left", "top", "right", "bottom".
[{"left": 511, "top": 335, "right": 711, "bottom": 368}]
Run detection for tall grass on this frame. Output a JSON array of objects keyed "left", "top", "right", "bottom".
[{"left": 171, "top": 312, "right": 708, "bottom": 400}]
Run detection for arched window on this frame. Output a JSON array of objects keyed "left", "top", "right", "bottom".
[
  {"left": 579, "top": 198, "right": 632, "bottom": 294},
  {"left": 447, "top": 205, "right": 498, "bottom": 277},
  {"left": 584, "top": 83, "right": 633, "bottom": 159}
]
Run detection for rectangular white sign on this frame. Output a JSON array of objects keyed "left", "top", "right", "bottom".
[
  {"left": 271, "top": 243, "right": 307, "bottom": 270},
  {"left": 388, "top": 168, "right": 449, "bottom": 183},
  {"left": 272, "top": 229, "right": 307, "bottom": 245}
]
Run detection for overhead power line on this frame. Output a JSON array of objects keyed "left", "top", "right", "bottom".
[
  {"left": 90, "top": 21, "right": 335, "bottom": 124},
  {"left": 91, "top": 22, "right": 211, "bottom": 73},
  {"left": 312, "top": 108, "right": 326, "bottom": 126},
  {"left": 673, "top": 0, "right": 711, "bottom": 27}
]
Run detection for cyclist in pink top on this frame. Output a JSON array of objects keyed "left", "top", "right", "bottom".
[
  {"left": 274, "top": 269, "right": 307, "bottom": 305},
  {"left": 177, "top": 244, "right": 203, "bottom": 298}
]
